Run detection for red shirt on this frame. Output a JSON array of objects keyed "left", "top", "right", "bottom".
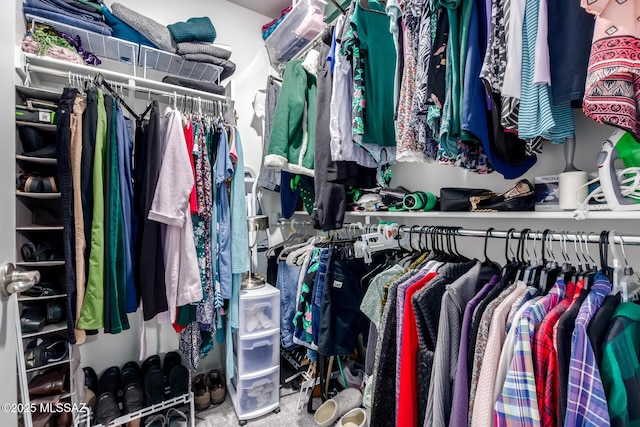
[
  {"left": 183, "top": 123, "right": 197, "bottom": 214},
  {"left": 533, "top": 279, "right": 582, "bottom": 426},
  {"left": 397, "top": 271, "right": 438, "bottom": 427}
]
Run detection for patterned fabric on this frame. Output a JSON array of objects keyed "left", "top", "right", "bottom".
[
  {"left": 468, "top": 284, "right": 517, "bottom": 425},
  {"left": 396, "top": 13, "right": 423, "bottom": 161},
  {"left": 455, "top": 139, "right": 494, "bottom": 174},
  {"left": 600, "top": 302, "right": 640, "bottom": 427},
  {"left": 564, "top": 274, "right": 612, "bottom": 427},
  {"left": 506, "top": 284, "right": 537, "bottom": 332},
  {"left": 293, "top": 248, "right": 321, "bottom": 341},
  {"left": 583, "top": 36, "right": 640, "bottom": 140},
  {"left": 533, "top": 280, "right": 577, "bottom": 426},
  {"left": 494, "top": 280, "right": 565, "bottom": 426},
  {"left": 341, "top": 25, "right": 366, "bottom": 141},
  {"left": 480, "top": 0, "right": 507, "bottom": 93},
  {"left": 426, "top": 8, "right": 448, "bottom": 139}
]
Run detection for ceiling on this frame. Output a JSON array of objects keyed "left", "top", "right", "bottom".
[{"left": 226, "top": 0, "right": 292, "bottom": 19}]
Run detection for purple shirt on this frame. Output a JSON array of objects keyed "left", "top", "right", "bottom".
[{"left": 448, "top": 274, "right": 500, "bottom": 427}]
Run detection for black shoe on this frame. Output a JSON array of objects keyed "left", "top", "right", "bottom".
[
  {"left": 471, "top": 179, "right": 535, "bottom": 212},
  {"left": 122, "top": 383, "right": 146, "bottom": 414},
  {"left": 163, "top": 351, "right": 182, "bottom": 379},
  {"left": 169, "top": 365, "right": 189, "bottom": 398},
  {"left": 141, "top": 354, "right": 161, "bottom": 378},
  {"left": 144, "top": 366, "right": 166, "bottom": 406},
  {"left": 20, "top": 306, "right": 45, "bottom": 334},
  {"left": 121, "top": 364, "right": 141, "bottom": 389},
  {"left": 97, "top": 366, "right": 121, "bottom": 397},
  {"left": 24, "top": 335, "right": 68, "bottom": 369},
  {"left": 95, "top": 392, "right": 120, "bottom": 425},
  {"left": 83, "top": 367, "right": 98, "bottom": 394},
  {"left": 46, "top": 301, "right": 65, "bottom": 324}
]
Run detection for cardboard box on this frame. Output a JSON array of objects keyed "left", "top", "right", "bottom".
[{"left": 535, "top": 175, "right": 560, "bottom": 211}]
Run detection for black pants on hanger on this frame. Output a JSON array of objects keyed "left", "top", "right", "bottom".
[
  {"left": 57, "top": 87, "right": 78, "bottom": 344},
  {"left": 80, "top": 88, "right": 97, "bottom": 277},
  {"left": 134, "top": 101, "right": 168, "bottom": 320}
]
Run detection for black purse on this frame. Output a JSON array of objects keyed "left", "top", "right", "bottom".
[{"left": 439, "top": 188, "right": 495, "bottom": 211}]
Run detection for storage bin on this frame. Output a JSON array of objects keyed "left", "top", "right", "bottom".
[
  {"left": 239, "top": 286, "right": 279, "bottom": 336},
  {"left": 234, "top": 331, "right": 279, "bottom": 375},
  {"left": 236, "top": 368, "right": 279, "bottom": 415},
  {"left": 265, "top": 0, "right": 326, "bottom": 64}
]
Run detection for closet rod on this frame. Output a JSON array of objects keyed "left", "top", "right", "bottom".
[
  {"left": 398, "top": 226, "right": 640, "bottom": 246},
  {"left": 24, "top": 64, "right": 230, "bottom": 103}
]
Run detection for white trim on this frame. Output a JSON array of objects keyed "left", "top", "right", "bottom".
[
  {"left": 284, "top": 163, "right": 314, "bottom": 177},
  {"left": 264, "top": 154, "right": 287, "bottom": 170}
]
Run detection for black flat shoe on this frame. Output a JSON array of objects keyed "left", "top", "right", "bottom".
[
  {"left": 20, "top": 306, "right": 45, "bottom": 334},
  {"left": 144, "top": 366, "right": 166, "bottom": 405},
  {"left": 83, "top": 367, "right": 98, "bottom": 394},
  {"left": 97, "top": 366, "right": 121, "bottom": 397},
  {"left": 46, "top": 300, "right": 65, "bottom": 324},
  {"left": 95, "top": 392, "right": 120, "bottom": 425},
  {"left": 163, "top": 351, "right": 182, "bottom": 379},
  {"left": 169, "top": 364, "right": 189, "bottom": 398},
  {"left": 141, "top": 354, "right": 161, "bottom": 378},
  {"left": 122, "top": 383, "right": 146, "bottom": 414},
  {"left": 121, "top": 362, "right": 141, "bottom": 388}
]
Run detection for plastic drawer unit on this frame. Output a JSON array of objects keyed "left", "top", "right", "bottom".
[
  {"left": 239, "top": 286, "right": 280, "bottom": 336},
  {"left": 233, "top": 330, "right": 279, "bottom": 375},
  {"left": 230, "top": 366, "right": 280, "bottom": 419}
]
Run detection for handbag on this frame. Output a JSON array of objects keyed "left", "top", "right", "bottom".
[{"left": 439, "top": 188, "right": 495, "bottom": 211}]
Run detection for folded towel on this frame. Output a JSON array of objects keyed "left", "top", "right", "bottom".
[
  {"left": 181, "top": 53, "right": 236, "bottom": 80},
  {"left": 168, "top": 17, "right": 216, "bottom": 43},
  {"left": 111, "top": 2, "right": 176, "bottom": 52},
  {"left": 101, "top": 5, "right": 157, "bottom": 48},
  {"left": 162, "top": 76, "right": 225, "bottom": 96},
  {"left": 176, "top": 42, "right": 231, "bottom": 60}
]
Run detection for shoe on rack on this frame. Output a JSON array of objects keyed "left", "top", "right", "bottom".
[
  {"left": 144, "top": 414, "right": 166, "bottom": 427},
  {"left": 163, "top": 351, "right": 182, "bottom": 379},
  {"left": 122, "top": 383, "right": 146, "bottom": 414},
  {"left": 20, "top": 306, "right": 46, "bottom": 334},
  {"left": 24, "top": 335, "right": 68, "bottom": 369},
  {"left": 121, "top": 361, "right": 142, "bottom": 388},
  {"left": 46, "top": 300, "right": 65, "bottom": 324},
  {"left": 95, "top": 392, "right": 121, "bottom": 426},
  {"left": 29, "top": 367, "right": 67, "bottom": 397},
  {"left": 314, "top": 388, "right": 363, "bottom": 427},
  {"left": 144, "top": 365, "right": 166, "bottom": 406},
  {"left": 168, "top": 364, "right": 189, "bottom": 398},
  {"left": 97, "top": 366, "right": 121, "bottom": 397},
  {"left": 336, "top": 408, "right": 367, "bottom": 427},
  {"left": 470, "top": 179, "right": 535, "bottom": 212},
  {"left": 166, "top": 408, "right": 189, "bottom": 427},
  {"left": 206, "top": 369, "right": 226, "bottom": 405},
  {"left": 141, "top": 354, "right": 161, "bottom": 378},
  {"left": 83, "top": 367, "right": 98, "bottom": 394},
  {"left": 192, "top": 373, "right": 210, "bottom": 411}
]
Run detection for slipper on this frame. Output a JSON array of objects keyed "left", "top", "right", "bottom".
[
  {"left": 122, "top": 383, "right": 146, "bottom": 414},
  {"left": 168, "top": 364, "right": 189, "bottom": 398},
  {"left": 143, "top": 366, "right": 166, "bottom": 405},
  {"left": 337, "top": 407, "right": 367, "bottom": 427},
  {"left": 163, "top": 351, "right": 182, "bottom": 379},
  {"left": 166, "top": 408, "right": 189, "bottom": 427},
  {"left": 314, "top": 388, "right": 363, "bottom": 427}
]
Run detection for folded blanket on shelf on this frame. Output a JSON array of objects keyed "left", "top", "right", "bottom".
[
  {"left": 262, "top": 12, "right": 289, "bottom": 40},
  {"left": 162, "top": 76, "right": 225, "bottom": 95},
  {"left": 101, "top": 5, "right": 157, "bottom": 48},
  {"left": 262, "top": 6, "right": 292, "bottom": 32},
  {"left": 26, "top": 0, "right": 104, "bottom": 22},
  {"left": 24, "top": 6, "right": 113, "bottom": 36},
  {"left": 176, "top": 42, "right": 232, "bottom": 60},
  {"left": 181, "top": 53, "right": 236, "bottom": 80},
  {"left": 168, "top": 17, "right": 216, "bottom": 43},
  {"left": 60, "top": 0, "right": 102, "bottom": 14},
  {"left": 111, "top": 2, "right": 176, "bottom": 52},
  {"left": 22, "top": 34, "right": 85, "bottom": 65}
]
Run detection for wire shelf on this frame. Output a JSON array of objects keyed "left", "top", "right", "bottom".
[{"left": 140, "top": 46, "right": 222, "bottom": 83}]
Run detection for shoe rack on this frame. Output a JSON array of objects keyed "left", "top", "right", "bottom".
[
  {"left": 14, "top": 85, "right": 82, "bottom": 427},
  {"left": 228, "top": 285, "right": 281, "bottom": 425}
]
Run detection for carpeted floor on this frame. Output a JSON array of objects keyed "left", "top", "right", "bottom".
[{"left": 195, "top": 388, "right": 319, "bottom": 427}]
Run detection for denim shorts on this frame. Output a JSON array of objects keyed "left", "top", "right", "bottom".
[{"left": 276, "top": 260, "right": 302, "bottom": 350}]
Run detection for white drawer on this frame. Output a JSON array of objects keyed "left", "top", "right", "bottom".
[
  {"left": 234, "top": 367, "right": 279, "bottom": 416},
  {"left": 239, "top": 286, "right": 280, "bottom": 336},
  {"left": 233, "top": 330, "right": 279, "bottom": 375}
]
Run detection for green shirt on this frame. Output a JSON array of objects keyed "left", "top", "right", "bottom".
[
  {"left": 600, "top": 302, "right": 640, "bottom": 427},
  {"left": 351, "top": 0, "right": 397, "bottom": 147}
]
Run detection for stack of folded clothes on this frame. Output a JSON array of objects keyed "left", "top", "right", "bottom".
[
  {"left": 109, "top": 3, "right": 236, "bottom": 81},
  {"left": 22, "top": 22, "right": 100, "bottom": 66},
  {"left": 23, "top": 0, "right": 112, "bottom": 36},
  {"left": 262, "top": 6, "right": 292, "bottom": 40}
]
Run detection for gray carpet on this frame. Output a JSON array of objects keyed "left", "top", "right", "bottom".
[{"left": 195, "top": 388, "right": 319, "bottom": 427}]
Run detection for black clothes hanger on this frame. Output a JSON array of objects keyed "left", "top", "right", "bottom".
[
  {"left": 94, "top": 73, "right": 140, "bottom": 121},
  {"left": 515, "top": 228, "right": 531, "bottom": 281},
  {"left": 599, "top": 230, "right": 612, "bottom": 283},
  {"left": 558, "top": 231, "right": 577, "bottom": 286},
  {"left": 482, "top": 228, "right": 501, "bottom": 270},
  {"left": 329, "top": 0, "right": 347, "bottom": 14}
]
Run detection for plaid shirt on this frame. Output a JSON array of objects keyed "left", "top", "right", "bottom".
[
  {"left": 533, "top": 280, "right": 578, "bottom": 426},
  {"left": 494, "top": 280, "right": 565, "bottom": 426},
  {"left": 564, "top": 274, "right": 612, "bottom": 427}
]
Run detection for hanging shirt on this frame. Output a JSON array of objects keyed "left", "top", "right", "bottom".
[
  {"left": 215, "top": 127, "right": 234, "bottom": 299},
  {"left": 600, "top": 302, "right": 640, "bottom": 426},
  {"left": 564, "top": 274, "right": 612, "bottom": 427},
  {"left": 149, "top": 107, "right": 202, "bottom": 324}
]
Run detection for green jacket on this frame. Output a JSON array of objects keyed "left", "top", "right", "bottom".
[{"left": 265, "top": 58, "right": 317, "bottom": 177}]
